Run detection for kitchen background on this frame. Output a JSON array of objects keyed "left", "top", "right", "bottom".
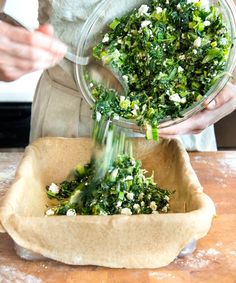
[{"left": 0, "top": 0, "right": 235, "bottom": 150}]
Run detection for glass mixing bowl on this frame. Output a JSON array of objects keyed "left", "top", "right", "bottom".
[{"left": 74, "top": 0, "right": 236, "bottom": 132}]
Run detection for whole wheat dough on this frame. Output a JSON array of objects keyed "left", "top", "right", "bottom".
[{"left": 0, "top": 137, "right": 215, "bottom": 268}]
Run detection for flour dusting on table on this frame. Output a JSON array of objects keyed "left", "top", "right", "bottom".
[
  {"left": 0, "top": 266, "right": 42, "bottom": 283},
  {"left": 174, "top": 248, "right": 221, "bottom": 269}
]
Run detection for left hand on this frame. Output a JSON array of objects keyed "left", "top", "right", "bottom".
[{"left": 159, "top": 82, "right": 236, "bottom": 138}]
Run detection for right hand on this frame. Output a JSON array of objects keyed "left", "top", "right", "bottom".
[{"left": 0, "top": 21, "right": 67, "bottom": 82}]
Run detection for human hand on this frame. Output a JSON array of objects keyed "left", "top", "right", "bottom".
[
  {"left": 159, "top": 82, "right": 236, "bottom": 138},
  {"left": 0, "top": 22, "right": 67, "bottom": 81}
]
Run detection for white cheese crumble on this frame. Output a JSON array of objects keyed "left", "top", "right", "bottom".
[
  {"left": 169, "top": 93, "right": 181, "bottom": 103},
  {"left": 125, "top": 175, "right": 133, "bottom": 181},
  {"left": 138, "top": 4, "right": 150, "bottom": 16},
  {"left": 162, "top": 206, "right": 168, "bottom": 213},
  {"left": 126, "top": 192, "right": 134, "bottom": 200},
  {"left": 48, "top": 183, "right": 59, "bottom": 194},
  {"left": 102, "top": 33, "right": 109, "bottom": 43},
  {"left": 193, "top": 49, "right": 198, "bottom": 54},
  {"left": 66, "top": 209, "right": 77, "bottom": 216},
  {"left": 193, "top": 37, "right": 202, "bottom": 48},
  {"left": 164, "top": 195, "right": 170, "bottom": 201},
  {"left": 204, "top": 20, "right": 211, "bottom": 27},
  {"left": 138, "top": 192, "right": 144, "bottom": 200},
  {"left": 179, "top": 54, "right": 186, "bottom": 60},
  {"left": 141, "top": 20, "right": 151, "bottom": 29},
  {"left": 96, "top": 111, "right": 102, "bottom": 122},
  {"left": 116, "top": 201, "right": 122, "bottom": 208},
  {"left": 46, "top": 208, "right": 55, "bottom": 216},
  {"left": 122, "top": 75, "right": 129, "bottom": 82},
  {"left": 156, "top": 6, "right": 163, "bottom": 14},
  {"left": 121, "top": 208, "right": 132, "bottom": 216},
  {"left": 133, "top": 204, "right": 140, "bottom": 211},
  {"left": 150, "top": 201, "right": 157, "bottom": 211},
  {"left": 178, "top": 66, "right": 184, "bottom": 72},
  {"left": 141, "top": 201, "right": 145, "bottom": 207}
]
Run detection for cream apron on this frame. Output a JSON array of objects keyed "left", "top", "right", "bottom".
[{"left": 30, "top": 0, "right": 217, "bottom": 151}]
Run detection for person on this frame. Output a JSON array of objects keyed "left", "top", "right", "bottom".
[{"left": 0, "top": 1, "right": 235, "bottom": 151}]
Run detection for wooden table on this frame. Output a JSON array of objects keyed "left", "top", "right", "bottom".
[{"left": 0, "top": 151, "right": 236, "bottom": 283}]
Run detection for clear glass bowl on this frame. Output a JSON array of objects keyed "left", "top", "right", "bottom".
[{"left": 74, "top": 0, "right": 236, "bottom": 131}]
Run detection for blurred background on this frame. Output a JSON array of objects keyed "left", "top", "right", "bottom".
[{"left": 0, "top": 0, "right": 235, "bottom": 150}]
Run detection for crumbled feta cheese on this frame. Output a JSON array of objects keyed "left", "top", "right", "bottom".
[
  {"left": 132, "top": 108, "right": 138, "bottom": 116},
  {"left": 121, "top": 208, "right": 132, "bottom": 216},
  {"left": 48, "top": 183, "right": 59, "bottom": 194},
  {"left": 141, "top": 20, "right": 151, "bottom": 28},
  {"left": 152, "top": 210, "right": 159, "bottom": 215},
  {"left": 177, "top": 3, "right": 181, "bottom": 10},
  {"left": 164, "top": 195, "right": 170, "bottom": 201},
  {"left": 179, "top": 54, "right": 186, "bottom": 60},
  {"left": 116, "top": 201, "right": 122, "bottom": 208},
  {"left": 133, "top": 204, "right": 140, "bottom": 211},
  {"left": 193, "top": 37, "right": 202, "bottom": 48},
  {"left": 156, "top": 6, "right": 163, "bottom": 14},
  {"left": 126, "top": 192, "right": 134, "bottom": 200},
  {"left": 141, "top": 201, "right": 145, "bottom": 207},
  {"left": 166, "top": 0, "right": 169, "bottom": 4},
  {"left": 122, "top": 75, "right": 129, "bottom": 82},
  {"left": 46, "top": 208, "right": 55, "bottom": 216},
  {"left": 162, "top": 206, "right": 168, "bottom": 213},
  {"left": 102, "top": 33, "right": 109, "bottom": 43},
  {"left": 178, "top": 66, "right": 184, "bottom": 72},
  {"left": 99, "top": 210, "right": 108, "bottom": 215},
  {"left": 193, "top": 49, "right": 198, "bottom": 54},
  {"left": 150, "top": 201, "right": 157, "bottom": 211},
  {"left": 138, "top": 4, "right": 150, "bottom": 16},
  {"left": 169, "top": 93, "right": 181, "bottom": 103},
  {"left": 180, "top": 97, "right": 187, "bottom": 104},
  {"left": 96, "top": 111, "right": 102, "bottom": 122},
  {"left": 204, "top": 20, "right": 211, "bottom": 27},
  {"left": 138, "top": 192, "right": 144, "bottom": 200},
  {"left": 66, "top": 209, "right": 77, "bottom": 216},
  {"left": 125, "top": 175, "right": 133, "bottom": 181}
]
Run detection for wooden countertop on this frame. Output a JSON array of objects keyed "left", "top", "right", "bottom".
[{"left": 0, "top": 151, "right": 236, "bottom": 283}]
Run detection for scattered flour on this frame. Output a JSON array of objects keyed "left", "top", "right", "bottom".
[
  {"left": 0, "top": 266, "right": 42, "bottom": 283},
  {"left": 229, "top": 251, "right": 236, "bottom": 256},
  {"left": 175, "top": 248, "right": 221, "bottom": 269},
  {"left": 149, "top": 272, "right": 175, "bottom": 280}
]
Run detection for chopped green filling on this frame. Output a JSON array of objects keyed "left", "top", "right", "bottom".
[
  {"left": 91, "top": 0, "right": 231, "bottom": 140},
  {"left": 46, "top": 154, "right": 172, "bottom": 216}
]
